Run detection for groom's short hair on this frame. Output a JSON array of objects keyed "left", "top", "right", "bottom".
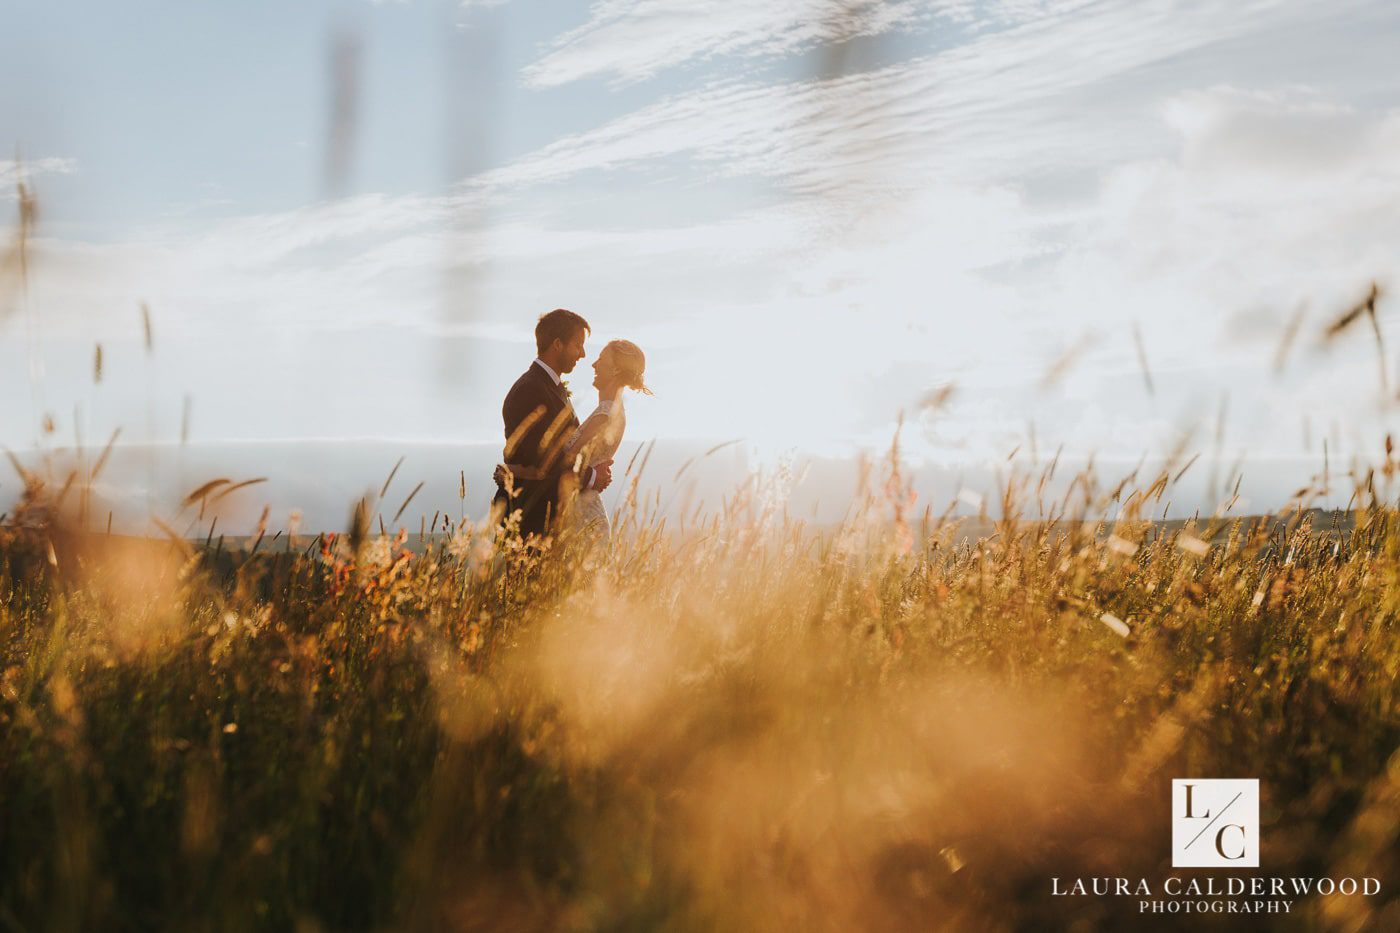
[{"left": 535, "top": 308, "right": 590, "bottom": 354}]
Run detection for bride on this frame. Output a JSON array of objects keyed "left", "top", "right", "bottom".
[{"left": 562, "top": 339, "right": 649, "bottom": 546}]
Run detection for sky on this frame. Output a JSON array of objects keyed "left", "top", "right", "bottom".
[{"left": 4, "top": 0, "right": 1400, "bottom": 515}]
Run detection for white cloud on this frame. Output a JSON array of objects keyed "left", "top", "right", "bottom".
[
  {"left": 517, "top": 0, "right": 1317, "bottom": 90},
  {"left": 0, "top": 157, "right": 77, "bottom": 198},
  {"left": 522, "top": 0, "right": 955, "bottom": 88},
  {"left": 9, "top": 0, "right": 1400, "bottom": 473},
  {"left": 1046, "top": 87, "right": 1400, "bottom": 343},
  {"left": 491, "top": 0, "right": 1356, "bottom": 202}
]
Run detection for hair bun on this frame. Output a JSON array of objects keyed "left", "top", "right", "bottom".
[{"left": 605, "top": 339, "right": 652, "bottom": 395}]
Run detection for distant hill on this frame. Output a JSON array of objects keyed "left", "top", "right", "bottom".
[{"left": 1, "top": 439, "right": 1355, "bottom": 538}]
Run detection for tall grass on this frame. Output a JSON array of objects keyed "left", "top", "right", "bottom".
[{"left": 1, "top": 445, "right": 1398, "bottom": 931}]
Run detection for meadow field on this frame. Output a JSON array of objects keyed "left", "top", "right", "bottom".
[{"left": 1, "top": 448, "right": 1398, "bottom": 931}]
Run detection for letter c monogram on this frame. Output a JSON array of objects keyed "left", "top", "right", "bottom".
[{"left": 1215, "top": 824, "right": 1247, "bottom": 860}]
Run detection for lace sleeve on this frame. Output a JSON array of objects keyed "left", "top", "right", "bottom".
[{"left": 563, "top": 409, "right": 612, "bottom": 464}]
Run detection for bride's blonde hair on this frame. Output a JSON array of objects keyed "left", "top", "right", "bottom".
[{"left": 603, "top": 339, "right": 652, "bottom": 395}]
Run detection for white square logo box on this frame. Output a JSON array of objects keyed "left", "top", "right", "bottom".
[{"left": 1172, "top": 779, "right": 1260, "bottom": 868}]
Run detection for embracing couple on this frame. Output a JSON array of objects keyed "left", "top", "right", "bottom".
[{"left": 491, "top": 308, "right": 649, "bottom": 546}]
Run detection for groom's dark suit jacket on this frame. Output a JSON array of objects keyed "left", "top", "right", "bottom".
[{"left": 493, "top": 362, "right": 587, "bottom": 538}]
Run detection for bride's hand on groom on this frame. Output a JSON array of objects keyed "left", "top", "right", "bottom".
[{"left": 592, "top": 459, "right": 614, "bottom": 492}]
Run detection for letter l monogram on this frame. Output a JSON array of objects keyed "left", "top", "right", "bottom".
[{"left": 1183, "top": 784, "right": 1212, "bottom": 819}]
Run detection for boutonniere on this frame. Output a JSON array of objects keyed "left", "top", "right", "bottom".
[{"left": 559, "top": 380, "right": 572, "bottom": 399}]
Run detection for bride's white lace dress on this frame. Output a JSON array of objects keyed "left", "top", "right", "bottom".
[{"left": 567, "top": 397, "right": 625, "bottom": 545}]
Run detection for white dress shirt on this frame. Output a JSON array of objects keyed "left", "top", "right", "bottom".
[{"left": 533, "top": 358, "right": 561, "bottom": 385}]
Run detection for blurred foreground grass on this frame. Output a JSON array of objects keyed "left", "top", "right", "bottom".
[{"left": 1, "top": 454, "right": 1398, "bottom": 932}]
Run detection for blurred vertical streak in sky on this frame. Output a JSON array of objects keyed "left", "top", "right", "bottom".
[
  {"left": 322, "top": 26, "right": 362, "bottom": 201},
  {"left": 808, "top": 1, "right": 892, "bottom": 200},
  {"left": 814, "top": 1, "right": 859, "bottom": 89},
  {"left": 806, "top": 3, "right": 902, "bottom": 399},
  {"left": 439, "top": 3, "right": 501, "bottom": 396},
  {"left": 2, "top": 166, "right": 48, "bottom": 447},
  {"left": 0, "top": 172, "right": 36, "bottom": 323}
]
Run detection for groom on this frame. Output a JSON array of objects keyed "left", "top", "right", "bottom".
[{"left": 492, "top": 308, "right": 613, "bottom": 539}]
